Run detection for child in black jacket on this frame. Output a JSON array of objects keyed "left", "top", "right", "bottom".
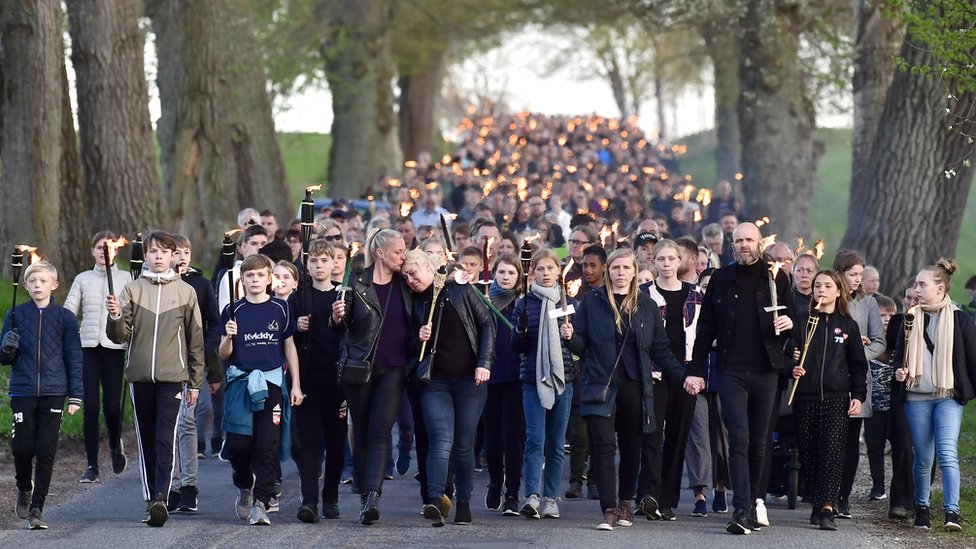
[
  {"left": 790, "top": 270, "right": 867, "bottom": 531},
  {"left": 0, "top": 260, "right": 83, "bottom": 530}
]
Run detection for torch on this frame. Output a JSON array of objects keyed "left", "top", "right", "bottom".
[
  {"left": 767, "top": 260, "right": 785, "bottom": 335},
  {"left": 419, "top": 266, "right": 448, "bottom": 361},
  {"left": 222, "top": 229, "right": 242, "bottom": 321},
  {"left": 519, "top": 235, "right": 537, "bottom": 296},
  {"left": 899, "top": 311, "right": 916, "bottom": 385},
  {"left": 129, "top": 232, "right": 144, "bottom": 280},
  {"left": 440, "top": 213, "right": 454, "bottom": 253},
  {"left": 338, "top": 241, "right": 361, "bottom": 304},
  {"left": 549, "top": 259, "right": 576, "bottom": 327},
  {"left": 102, "top": 237, "right": 130, "bottom": 297},
  {"left": 788, "top": 297, "right": 823, "bottom": 406},
  {"left": 301, "top": 184, "right": 322, "bottom": 272},
  {"left": 10, "top": 247, "right": 25, "bottom": 329}
]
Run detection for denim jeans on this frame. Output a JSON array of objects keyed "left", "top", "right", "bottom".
[
  {"left": 522, "top": 382, "right": 573, "bottom": 499},
  {"left": 420, "top": 379, "right": 487, "bottom": 503},
  {"left": 171, "top": 391, "right": 198, "bottom": 488},
  {"left": 905, "top": 397, "right": 964, "bottom": 512}
]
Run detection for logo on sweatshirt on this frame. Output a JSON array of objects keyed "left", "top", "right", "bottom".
[
  {"left": 268, "top": 320, "right": 279, "bottom": 332},
  {"left": 272, "top": 403, "right": 282, "bottom": 426}
]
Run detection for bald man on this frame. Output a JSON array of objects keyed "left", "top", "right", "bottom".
[{"left": 683, "top": 223, "right": 795, "bottom": 535}]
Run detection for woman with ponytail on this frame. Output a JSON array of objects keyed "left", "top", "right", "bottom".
[
  {"left": 894, "top": 259, "right": 976, "bottom": 532},
  {"left": 567, "top": 249, "right": 685, "bottom": 531}
]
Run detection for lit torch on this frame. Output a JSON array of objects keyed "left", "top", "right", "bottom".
[
  {"left": 399, "top": 202, "right": 413, "bottom": 219},
  {"left": 519, "top": 234, "right": 539, "bottom": 295},
  {"left": 9, "top": 245, "right": 36, "bottom": 329},
  {"left": 793, "top": 236, "right": 806, "bottom": 258},
  {"left": 814, "top": 240, "right": 825, "bottom": 260},
  {"left": 102, "top": 237, "right": 129, "bottom": 297},
  {"left": 566, "top": 278, "right": 583, "bottom": 299},
  {"left": 338, "top": 241, "right": 361, "bottom": 303},
  {"left": 768, "top": 260, "right": 785, "bottom": 335},
  {"left": 222, "top": 229, "right": 243, "bottom": 321},
  {"left": 557, "top": 259, "right": 575, "bottom": 326},
  {"left": 611, "top": 221, "right": 620, "bottom": 250},
  {"left": 598, "top": 225, "right": 613, "bottom": 248}
]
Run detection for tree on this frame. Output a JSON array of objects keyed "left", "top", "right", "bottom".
[
  {"left": 0, "top": 0, "right": 80, "bottom": 277},
  {"left": 701, "top": 10, "right": 741, "bottom": 182},
  {"left": 66, "top": 0, "right": 166, "bottom": 234}
]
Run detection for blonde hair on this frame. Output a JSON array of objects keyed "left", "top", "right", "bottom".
[
  {"left": 364, "top": 228, "right": 403, "bottom": 268},
  {"left": 605, "top": 249, "right": 639, "bottom": 332},
  {"left": 273, "top": 260, "right": 299, "bottom": 281},
  {"left": 23, "top": 260, "right": 58, "bottom": 282},
  {"left": 404, "top": 248, "right": 438, "bottom": 271},
  {"left": 529, "top": 247, "right": 561, "bottom": 272},
  {"left": 316, "top": 219, "right": 344, "bottom": 241},
  {"left": 921, "top": 258, "right": 958, "bottom": 293},
  {"left": 651, "top": 239, "right": 681, "bottom": 260}
]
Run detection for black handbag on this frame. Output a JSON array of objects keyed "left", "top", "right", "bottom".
[
  {"left": 413, "top": 292, "right": 447, "bottom": 384},
  {"left": 338, "top": 283, "right": 394, "bottom": 386},
  {"left": 580, "top": 322, "right": 632, "bottom": 404}
]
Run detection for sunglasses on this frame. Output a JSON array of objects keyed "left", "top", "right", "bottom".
[{"left": 323, "top": 234, "right": 343, "bottom": 242}]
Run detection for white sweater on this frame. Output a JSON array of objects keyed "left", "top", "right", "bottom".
[{"left": 64, "top": 265, "right": 132, "bottom": 349}]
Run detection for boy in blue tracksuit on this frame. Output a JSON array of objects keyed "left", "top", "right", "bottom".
[{"left": 1, "top": 260, "right": 83, "bottom": 530}]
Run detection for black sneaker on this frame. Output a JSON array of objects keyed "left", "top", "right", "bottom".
[
  {"left": 502, "top": 496, "right": 520, "bottom": 516},
  {"left": 423, "top": 503, "right": 445, "bottom": 527},
  {"left": 587, "top": 484, "right": 600, "bottom": 500},
  {"left": 914, "top": 505, "right": 932, "bottom": 529},
  {"left": 639, "top": 495, "right": 661, "bottom": 520},
  {"left": 16, "top": 488, "right": 32, "bottom": 519},
  {"left": 889, "top": 506, "right": 910, "bottom": 520},
  {"left": 79, "top": 466, "right": 99, "bottom": 483},
  {"left": 178, "top": 485, "right": 199, "bottom": 513},
  {"left": 454, "top": 501, "right": 472, "bottom": 525},
  {"left": 323, "top": 500, "right": 340, "bottom": 519},
  {"left": 835, "top": 499, "right": 852, "bottom": 519},
  {"left": 565, "top": 480, "right": 583, "bottom": 499},
  {"left": 867, "top": 486, "right": 887, "bottom": 501},
  {"left": 147, "top": 494, "right": 169, "bottom": 527},
  {"left": 297, "top": 504, "right": 320, "bottom": 524},
  {"left": 485, "top": 485, "right": 502, "bottom": 511},
  {"left": 819, "top": 508, "right": 837, "bottom": 531},
  {"left": 111, "top": 443, "right": 127, "bottom": 475},
  {"left": 660, "top": 507, "right": 677, "bottom": 521},
  {"left": 726, "top": 509, "right": 752, "bottom": 535},
  {"left": 26, "top": 508, "right": 47, "bottom": 530},
  {"left": 810, "top": 508, "right": 819, "bottom": 525},
  {"left": 944, "top": 510, "right": 963, "bottom": 532},
  {"left": 167, "top": 490, "right": 181, "bottom": 512}
]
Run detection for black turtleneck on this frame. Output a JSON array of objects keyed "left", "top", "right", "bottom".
[{"left": 724, "top": 260, "right": 769, "bottom": 371}]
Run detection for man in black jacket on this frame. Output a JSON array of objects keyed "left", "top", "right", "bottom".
[{"left": 683, "top": 222, "right": 794, "bottom": 535}]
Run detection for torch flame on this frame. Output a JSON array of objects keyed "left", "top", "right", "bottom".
[
  {"left": 567, "top": 278, "right": 583, "bottom": 298},
  {"left": 305, "top": 183, "right": 323, "bottom": 194},
  {"left": 349, "top": 242, "right": 362, "bottom": 257},
  {"left": 611, "top": 220, "right": 620, "bottom": 234},
  {"left": 759, "top": 234, "right": 778, "bottom": 251},
  {"left": 399, "top": 202, "right": 413, "bottom": 218},
  {"left": 755, "top": 216, "right": 771, "bottom": 227},
  {"left": 814, "top": 240, "right": 826, "bottom": 260},
  {"left": 104, "top": 237, "right": 130, "bottom": 263},
  {"left": 769, "top": 260, "right": 785, "bottom": 280},
  {"left": 16, "top": 245, "right": 41, "bottom": 265},
  {"left": 224, "top": 228, "right": 243, "bottom": 239},
  {"left": 598, "top": 225, "right": 612, "bottom": 245},
  {"left": 524, "top": 233, "right": 541, "bottom": 244},
  {"left": 696, "top": 188, "right": 712, "bottom": 207},
  {"left": 693, "top": 210, "right": 703, "bottom": 223},
  {"left": 794, "top": 236, "right": 806, "bottom": 257},
  {"left": 486, "top": 236, "right": 496, "bottom": 259}
]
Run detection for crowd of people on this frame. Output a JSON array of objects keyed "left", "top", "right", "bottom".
[{"left": 1, "top": 112, "right": 974, "bottom": 537}]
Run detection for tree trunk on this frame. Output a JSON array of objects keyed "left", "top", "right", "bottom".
[
  {"left": 58, "top": 55, "right": 89, "bottom": 281},
  {"left": 398, "top": 47, "right": 447, "bottom": 163},
  {"left": 146, "top": 0, "right": 262, "bottom": 265},
  {"left": 841, "top": 37, "right": 976, "bottom": 297},
  {"left": 323, "top": 0, "right": 402, "bottom": 199},
  {"left": 607, "top": 54, "right": 630, "bottom": 119},
  {"left": 66, "top": 0, "right": 165, "bottom": 235},
  {"left": 851, "top": 0, "right": 902, "bottom": 192},
  {"left": 0, "top": 0, "right": 69, "bottom": 271},
  {"left": 736, "top": 0, "right": 822, "bottom": 238},
  {"left": 703, "top": 22, "right": 741, "bottom": 182},
  {"left": 654, "top": 55, "right": 667, "bottom": 139}
]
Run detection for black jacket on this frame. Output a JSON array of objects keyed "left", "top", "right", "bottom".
[
  {"left": 332, "top": 265, "right": 414, "bottom": 369},
  {"left": 568, "top": 289, "right": 685, "bottom": 433},
  {"left": 791, "top": 312, "right": 868, "bottom": 402},
  {"left": 689, "top": 261, "right": 795, "bottom": 377},
  {"left": 411, "top": 281, "right": 497, "bottom": 379},
  {"left": 182, "top": 269, "right": 223, "bottom": 384},
  {"left": 892, "top": 309, "right": 976, "bottom": 405},
  {"left": 512, "top": 292, "right": 578, "bottom": 383}
]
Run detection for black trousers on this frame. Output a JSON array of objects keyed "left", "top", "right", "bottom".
[
  {"left": 588, "top": 378, "right": 643, "bottom": 512},
  {"left": 707, "top": 391, "right": 731, "bottom": 490},
  {"left": 794, "top": 398, "right": 848, "bottom": 508},
  {"left": 227, "top": 383, "right": 283, "bottom": 507},
  {"left": 718, "top": 369, "right": 779, "bottom": 513},
  {"left": 838, "top": 417, "right": 864, "bottom": 502},
  {"left": 863, "top": 410, "right": 888, "bottom": 489},
  {"left": 758, "top": 386, "right": 783, "bottom": 496},
  {"left": 82, "top": 346, "right": 125, "bottom": 469},
  {"left": 639, "top": 375, "right": 697, "bottom": 508},
  {"left": 131, "top": 381, "right": 182, "bottom": 501},
  {"left": 567, "top": 373, "right": 592, "bottom": 487},
  {"left": 887, "top": 399, "right": 915, "bottom": 510},
  {"left": 293, "top": 378, "right": 346, "bottom": 507},
  {"left": 11, "top": 396, "right": 65, "bottom": 511},
  {"left": 485, "top": 381, "right": 525, "bottom": 499},
  {"left": 344, "top": 366, "right": 404, "bottom": 495}
]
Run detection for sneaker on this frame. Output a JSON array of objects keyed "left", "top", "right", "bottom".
[
  {"left": 587, "top": 484, "right": 600, "bottom": 500},
  {"left": 297, "top": 504, "right": 319, "bottom": 524},
  {"left": 236, "top": 488, "right": 254, "bottom": 520},
  {"left": 541, "top": 497, "right": 560, "bottom": 518},
  {"left": 712, "top": 490, "right": 728, "bottom": 513},
  {"left": 474, "top": 456, "right": 484, "bottom": 473},
  {"left": 754, "top": 498, "right": 770, "bottom": 527},
  {"left": 520, "top": 494, "right": 541, "bottom": 519},
  {"left": 888, "top": 506, "right": 910, "bottom": 520},
  {"left": 502, "top": 496, "right": 520, "bottom": 516},
  {"left": 16, "top": 487, "right": 32, "bottom": 519},
  {"left": 267, "top": 496, "right": 280, "bottom": 513},
  {"left": 340, "top": 475, "right": 353, "bottom": 485},
  {"left": 867, "top": 486, "right": 887, "bottom": 501},
  {"left": 111, "top": 442, "right": 127, "bottom": 475},
  {"left": 167, "top": 490, "right": 182, "bottom": 512},
  {"left": 660, "top": 507, "right": 677, "bottom": 521},
  {"left": 810, "top": 508, "right": 819, "bottom": 525},
  {"left": 178, "top": 485, "right": 198, "bottom": 513},
  {"left": 26, "top": 508, "right": 47, "bottom": 530},
  {"left": 914, "top": 505, "right": 931, "bottom": 529},
  {"left": 437, "top": 494, "right": 452, "bottom": 519},
  {"left": 819, "top": 508, "right": 837, "bottom": 531},
  {"left": 617, "top": 500, "right": 634, "bottom": 527},
  {"left": 485, "top": 485, "right": 502, "bottom": 511},
  {"left": 835, "top": 499, "right": 852, "bottom": 519},
  {"left": 249, "top": 502, "right": 271, "bottom": 525},
  {"left": 323, "top": 500, "right": 340, "bottom": 519},
  {"left": 565, "top": 480, "right": 583, "bottom": 499},
  {"left": 692, "top": 499, "right": 708, "bottom": 517},
  {"left": 396, "top": 450, "right": 411, "bottom": 476},
  {"left": 423, "top": 503, "right": 445, "bottom": 527},
  {"left": 726, "top": 509, "right": 752, "bottom": 535},
  {"left": 639, "top": 495, "right": 661, "bottom": 520},
  {"left": 79, "top": 466, "right": 99, "bottom": 483},
  {"left": 597, "top": 508, "right": 618, "bottom": 531},
  {"left": 945, "top": 510, "right": 963, "bottom": 532},
  {"left": 454, "top": 501, "right": 473, "bottom": 525},
  {"left": 147, "top": 495, "right": 169, "bottom": 527}
]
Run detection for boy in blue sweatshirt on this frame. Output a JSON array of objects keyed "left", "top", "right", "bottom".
[{"left": 1, "top": 260, "right": 83, "bottom": 530}]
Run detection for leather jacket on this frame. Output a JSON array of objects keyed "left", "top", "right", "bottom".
[
  {"left": 411, "top": 281, "right": 496, "bottom": 378},
  {"left": 332, "top": 265, "right": 414, "bottom": 367}
]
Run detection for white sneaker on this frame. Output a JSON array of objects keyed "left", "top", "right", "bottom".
[
  {"left": 267, "top": 496, "right": 279, "bottom": 513},
  {"left": 249, "top": 502, "right": 271, "bottom": 525},
  {"left": 541, "top": 497, "right": 560, "bottom": 518},
  {"left": 520, "top": 494, "right": 541, "bottom": 519},
  {"left": 755, "top": 498, "right": 770, "bottom": 527},
  {"left": 235, "top": 489, "right": 253, "bottom": 520}
]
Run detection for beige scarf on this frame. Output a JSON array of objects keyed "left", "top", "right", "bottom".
[{"left": 906, "top": 295, "right": 955, "bottom": 398}]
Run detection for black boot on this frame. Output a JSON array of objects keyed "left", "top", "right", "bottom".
[{"left": 360, "top": 491, "right": 380, "bottom": 525}]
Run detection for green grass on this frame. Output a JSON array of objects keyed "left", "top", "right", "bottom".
[
  {"left": 676, "top": 128, "right": 976, "bottom": 304},
  {"left": 279, "top": 132, "right": 332, "bottom": 206}
]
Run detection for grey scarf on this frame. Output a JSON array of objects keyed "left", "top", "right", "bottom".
[{"left": 531, "top": 282, "right": 565, "bottom": 409}]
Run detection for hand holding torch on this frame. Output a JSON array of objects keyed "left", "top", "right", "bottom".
[
  {"left": 222, "top": 229, "right": 241, "bottom": 321},
  {"left": 788, "top": 298, "right": 823, "bottom": 406}
]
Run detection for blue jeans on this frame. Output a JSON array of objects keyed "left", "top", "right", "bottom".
[
  {"left": 421, "top": 380, "right": 487, "bottom": 503},
  {"left": 522, "top": 382, "right": 573, "bottom": 498},
  {"left": 905, "top": 397, "right": 964, "bottom": 512}
]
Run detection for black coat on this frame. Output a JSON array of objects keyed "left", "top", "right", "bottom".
[
  {"left": 568, "top": 289, "right": 684, "bottom": 433},
  {"left": 689, "top": 261, "right": 795, "bottom": 378},
  {"left": 410, "top": 281, "right": 497, "bottom": 380},
  {"left": 332, "top": 265, "right": 414, "bottom": 368},
  {"left": 791, "top": 312, "right": 868, "bottom": 402}
]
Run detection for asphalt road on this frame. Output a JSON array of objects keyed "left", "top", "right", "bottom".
[{"left": 0, "top": 448, "right": 913, "bottom": 549}]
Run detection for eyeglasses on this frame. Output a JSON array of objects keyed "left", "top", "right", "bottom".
[
  {"left": 286, "top": 239, "right": 301, "bottom": 245},
  {"left": 568, "top": 239, "right": 591, "bottom": 246},
  {"left": 323, "top": 234, "right": 343, "bottom": 242}
]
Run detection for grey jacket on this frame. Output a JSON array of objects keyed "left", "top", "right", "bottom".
[
  {"left": 850, "top": 293, "right": 886, "bottom": 417},
  {"left": 64, "top": 265, "right": 132, "bottom": 349}
]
